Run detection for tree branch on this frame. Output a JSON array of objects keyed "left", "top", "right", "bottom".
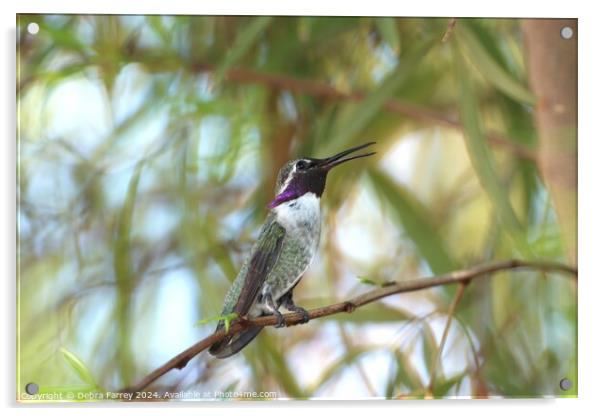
[
  {"left": 19, "top": 50, "right": 536, "bottom": 160},
  {"left": 122, "top": 259, "right": 576, "bottom": 393},
  {"left": 202, "top": 64, "right": 536, "bottom": 161}
]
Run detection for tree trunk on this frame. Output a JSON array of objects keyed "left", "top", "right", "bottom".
[{"left": 522, "top": 19, "right": 577, "bottom": 265}]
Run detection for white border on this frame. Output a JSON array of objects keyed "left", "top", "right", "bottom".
[{"left": 3, "top": 1, "right": 601, "bottom": 415}]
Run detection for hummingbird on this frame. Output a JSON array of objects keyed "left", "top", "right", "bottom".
[{"left": 209, "top": 142, "right": 376, "bottom": 358}]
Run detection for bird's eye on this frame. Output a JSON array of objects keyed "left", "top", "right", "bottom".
[{"left": 296, "top": 160, "right": 308, "bottom": 170}]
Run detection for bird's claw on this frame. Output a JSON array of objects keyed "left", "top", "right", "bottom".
[
  {"left": 286, "top": 306, "right": 309, "bottom": 324},
  {"left": 299, "top": 308, "right": 310, "bottom": 324},
  {"left": 274, "top": 311, "right": 286, "bottom": 328}
]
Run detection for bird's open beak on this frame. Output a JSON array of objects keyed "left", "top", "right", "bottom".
[{"left": 318, "top": 142, "right": 376, "bottom": 171}]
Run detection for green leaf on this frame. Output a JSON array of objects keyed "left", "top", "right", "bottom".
[
  {"left": 395, "top": 350, "right": 425, "bottom": 392},
  {"left": 386, "top": 349, "right": 426, "bottom": 397},
  {"left": 112, "top": 161, "right": 145, "bottom": 386},
  {"left": 147, "top": 16, "right": 171, "bottom": 44},
  {"left": 114, "top": 162, "right": 144, "bottom": 286},
  {"left": 451, "top": 41, "right": 529, "bottom": 254},
  {"left": 328, "top": 39, "right": 433, "bottom": 152},
  {"left": 37, "top": 19, "right": 90, "bottom": 55},
  {"left": 356, "top": 275, "right": 377, "bottom": 286},
  {"left": 456, "top": 23, "right": 536, "bottom": 105},
  {"left": 421, "top": 322, "right": 438, "bottom": 382},
  {"left": 213, "top": 16, "right": 273, "bottom": 85},
  {"left": 259, "top": 336, "right": 305, "bottom": 398},
  {"left": 356, "top": 275, "right": 399, "bottom": 287},
  {"left": 499, "top": 99, "right": 538, "bottom": 222},
  {"left": 60, "top": 347, "right": 97, "bottom": 387},
  {"left": 195, "top": 312, "right": 239, "bottom": 333},
  {"left": 368, "top": 168, "right": 456, "bottom": 274},
  {"left": 432, "top": 372, "right": 466, "bottom": 398},
  {"left": 307, "top": 348, "right": 371, "bottom": 395},
  {"left": 375, "top": 17, "right": 400, "bottom": 53},
  {"left": 302, "top": 17, "right": 359, "bottom": 45}
]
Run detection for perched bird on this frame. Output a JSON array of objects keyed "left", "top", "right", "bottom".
[{"left": 209, "top": 142, "right": 376, "bottom": 358}]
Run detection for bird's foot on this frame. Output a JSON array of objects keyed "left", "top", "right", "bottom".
[
  {"left": 263, "top": 293, "right": 286, "bottom": 328},
  {"left": 280, "top": 292, "right": 310, "bottom": 324},
  {"left": 273, "top": 310, "right": 286, "bottom": 328},
  {"left": 290, "top": 306, "right": 310, "bottom": 324}
]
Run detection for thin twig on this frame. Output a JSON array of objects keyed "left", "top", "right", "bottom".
[
  {"left": 442, "top": 18, "right": 458, "bottom": 43},
  {"left": 454, "top": 315, "right": 487, "bottom": 397},
  {"left": 122, "top": 259, "right": 576, "bottom": 393},
  {"left": 425, "top": 282, "right": 467, "bottom": 396}
]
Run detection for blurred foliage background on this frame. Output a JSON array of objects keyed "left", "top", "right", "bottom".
[{"left": 17, "top": 15, "right": 576, "bottom": 399}]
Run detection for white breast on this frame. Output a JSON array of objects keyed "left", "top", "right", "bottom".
[
  {"left": 273, "top": 192, "right": 321, "bottom": 233},
  {"left": 252, "top": 192, "right": 321, "bottom": 315}
]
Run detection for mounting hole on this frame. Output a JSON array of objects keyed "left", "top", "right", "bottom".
[
  {"left": 560, "top": 26, "right": 573, "bottom": 40},
  {"left": 559, "top": 378, "right": 573, "bottom": 391},
  {"left": 27, "top": 22, "right": 39, "bottom": 35},
  {"left": 25, "top": 382, "right": 39, "bottom": 395}
]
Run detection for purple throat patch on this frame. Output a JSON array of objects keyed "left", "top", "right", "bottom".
[{"left": 268, "top": 188, "right": 298, "bottom": 209}]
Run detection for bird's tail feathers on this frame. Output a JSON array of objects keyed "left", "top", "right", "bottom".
[{"left": 208, "top": 326, "right": 263, "bottom": 359}]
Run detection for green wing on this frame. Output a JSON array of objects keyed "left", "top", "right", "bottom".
[
  {"left": 233, "top": 215, "right": 286, "bottom": 316},
  {"left": 209, "top": 215, "right": 285, "bottom": 357}
]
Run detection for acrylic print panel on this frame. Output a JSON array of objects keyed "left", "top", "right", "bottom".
[{"left": 16, "top": 15, "right": 577, "bottom": 401}]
